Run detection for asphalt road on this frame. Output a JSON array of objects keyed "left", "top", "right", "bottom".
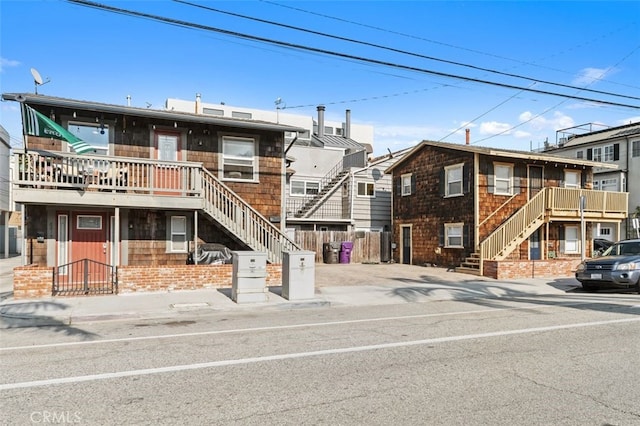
[{"left": 2, "top": 293, "right": 640, "bottom": 425}]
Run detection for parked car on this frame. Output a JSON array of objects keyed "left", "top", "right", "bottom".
[
  {"left": 575, "top": 239, "right": 640, "bottom": 293},
  {"left": 593, "top": 238, "right": 614, "bottom": 257}
]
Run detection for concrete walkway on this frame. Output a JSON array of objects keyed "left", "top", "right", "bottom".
[{"left": 0, "top": 256, "right": 581, "bottom": 328}]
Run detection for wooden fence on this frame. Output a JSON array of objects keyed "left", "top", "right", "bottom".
[{"left": 293, "top": 231, "right": 392, "bottom": 264}]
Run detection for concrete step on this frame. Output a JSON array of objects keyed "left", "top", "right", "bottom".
[{"left": 455, "top": 266, "right": 482, "bottom": 276}]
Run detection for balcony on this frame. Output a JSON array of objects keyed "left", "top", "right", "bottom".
[
  {"left": 545, "top": 187, "right": 628, "bottom": 220},
  {"left": 12, "top": 150, "right": 203, "bottom": 210}
]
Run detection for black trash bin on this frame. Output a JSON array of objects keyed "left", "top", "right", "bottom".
[{"left": 323, "top": 242, "right": 340, "bottom": 264}]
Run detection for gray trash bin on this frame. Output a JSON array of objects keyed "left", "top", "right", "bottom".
[
  {"left": 231, "top": 251, "right": 267, "bottom": 303},
  {"left": 282, "top": 251, "right": 316, "bottom": 300}
]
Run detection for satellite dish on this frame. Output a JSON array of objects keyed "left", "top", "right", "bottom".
[
  {"left": 31, "top": 68, "right": 43, "bottom": 85},
  {"left": 30, "top": 67, "right": 50, "bottom": 94}
]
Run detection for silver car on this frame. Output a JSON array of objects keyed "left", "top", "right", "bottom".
[{"left": 575, "top": 239, "right": 640, "bottom": 293}]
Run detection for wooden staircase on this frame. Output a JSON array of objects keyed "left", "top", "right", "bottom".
[
  {"left": 199, "top": 168, "right": 300, "bottom": 264},
  {"left": 456, "top": 253, "right": 482, "bottom": 275},
  {"left": 458, "top": 188, "right": 548, "bottom": 276}
]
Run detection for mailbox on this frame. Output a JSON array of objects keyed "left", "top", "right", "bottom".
[{"left": 282, "top": 250, "right": 316, "bottom": 300}]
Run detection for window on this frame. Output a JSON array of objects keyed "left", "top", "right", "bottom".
[
  {"left": 633, "top": 140, "right": 640, "bottom": 157},
  {"left": 401, "top": 174, "right": 412, "bottom": 196},
  {"left": 604, "top": 145, "right": 615, "bottom": 162},
  {"left": 170, "top": 216, "right": 187, "bottom": 252},
  {"left": 494, "top": 163, "right": 513, "bottom": 195},
  {"left": 598, "top": 227, "right": 612, "bottom": 237},
  {"left": 231, "top": 111, "right": 252, "bottom": 119},
  {"left": 221, "top": 136, "right": 257, "bottom": 181},
  {"left": 291, "top": 180, "right": 319, "bottom": 196},
  {"left": 445, "top": 223, "right": 464, "bottom": 248},
  {"left": 357, "top": 181, "right": 375, "bottom": 197},
  {"left": 592, "top": 147, "right": 602, "bottom": 162},
  {"left": 445, "top": 163, "right": 464, "bottom": 197},
  {"left": 564, "top": 170, "right": 581, "bottom": 189},
  {"left": 68, "top": 122, "right": 109, "bottom": 155},
  {"left": 576, "top": 151, "right": 583, "bottom": 159},
  {"left": 564, "top": 225, "right": 579, "bottom": 254},
  {"left": 203, "top": 108, "right": 224, "bottom": 116},
  {"left": 77, "top": 215, "right": 102, "bottom": 230},
  {"left": 600, "top": 178, "right": 617, "bottom": 191},
  {"left": 593, "top": 180, "right": 600, "bottom": 190}
]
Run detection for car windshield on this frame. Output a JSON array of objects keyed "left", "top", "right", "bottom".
[{"left": 602, "top": 241, "right": 640, "bottom": 256}]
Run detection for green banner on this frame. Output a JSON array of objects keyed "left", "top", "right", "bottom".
[{"left": 23, "top": 104, "right": 94, "bottom": 154}]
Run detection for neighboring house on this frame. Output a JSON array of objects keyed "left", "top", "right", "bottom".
[
  {"left": 2, "top": 93, "right": 302, "bottom": 295},
  {"left": 166, "top": 95, "right": 375, "bottom": 152},
  {"left": 385, "top": 140, "right": 628, "bottom": 279},
  {"left": 0, "top": 125, "right": 14, "bottom": 257},
  {"left": 542, "top": 122, "right": 640, "bottom": 240}
]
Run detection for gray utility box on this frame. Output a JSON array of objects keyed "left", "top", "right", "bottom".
[
  {"left": 282, "top": 250, "right": 316, "bottom": 301},
  {"left": 231, "top": 251, "right": 268, "bottom": 303}
]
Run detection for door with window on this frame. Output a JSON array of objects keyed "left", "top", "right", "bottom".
[
  {"left": 71, "top": 213, "right": 108, "bottom": 264},
  {"left": 528, "top": 165, "right": 543, "bottom": 198},
  {"left": 401, "top": 225, "right": 412, "bottom": 265},
  {"left": 529, "top": 229, "right": 541, "bottom": 260},
  {"left": 154, "top": 131, "right": 183, "bottom": 195}
]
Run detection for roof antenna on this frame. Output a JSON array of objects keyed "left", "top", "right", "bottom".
[{"left": 30, "top": 68, "right": 50, "bottom": 94}]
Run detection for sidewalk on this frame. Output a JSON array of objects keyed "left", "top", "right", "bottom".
[{"left": 0, "top": 256, "right": 580, "bottom": 328}]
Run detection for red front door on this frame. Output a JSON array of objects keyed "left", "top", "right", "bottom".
[{"left": 71, "top": 213, "right": 108, "bottom": 264}]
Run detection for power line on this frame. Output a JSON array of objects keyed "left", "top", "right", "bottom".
[
  {"left": 261, "top": 0, "right": 640, "bottom": 92},
  {"left": 67, "top": 0, "right": 640, "bottom": 110},
  {"left": 174, "top": 0, "right": 640, "bottom": 102}
]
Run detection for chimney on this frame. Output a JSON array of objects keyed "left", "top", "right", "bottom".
[
  {"left": 317, "top": 105, "right": 325, "bottom": 137},
  {"left": 344, "top": 109, "right": 351, "bottom": 139},
  {"left": 465, "top": 128, "right": 470, "bottom": 145},
  {"left": 195, "top": 93, "right": 201, "bottom": 114}
]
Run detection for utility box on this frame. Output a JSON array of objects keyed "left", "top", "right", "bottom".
[
  {"left": 282, "top": 251, "right": 316, "bottom": 301},
  {"left": 231, "top": 251, "right": 267, "bottom": 303}
]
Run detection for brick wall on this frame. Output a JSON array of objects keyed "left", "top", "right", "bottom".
[
  {"left": 483, "top": 258, "right": 581, "bottom": 280},
  {"left": 13, "top": 265, "right": 53, "bottom": 299},
  {"left": 117, "top": 264, "right": 282, "bottom": 294}
]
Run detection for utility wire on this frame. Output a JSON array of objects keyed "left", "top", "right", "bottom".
[
  {"left": 67, "top": 0, "right": 640, "bottom": 110},
  {"left": 261, "top": 0, "right": 640, "bottom": 92},
  {"left": 174, "top": 0, "right": 640, "bottom": 102}
]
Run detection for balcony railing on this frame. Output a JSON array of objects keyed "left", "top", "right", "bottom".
[{"left": 14, "top": 150, "right": 201, "bottom": 195}]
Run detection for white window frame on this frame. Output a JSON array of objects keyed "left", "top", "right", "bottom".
[
  {"left": 564, "top": 225, "right": 580, "bottom": 254},
  {"left": 598, "top": 226, "right": 612, "bottom": 237},
  {"left": 67, "top": 121, "right": 109, "bottom": 155},
  {"left": 445, "top": 163, "right": 464, "bottom": 197},
  {"left": 494, "top": 163, "right": 513, "bottom": 196},
  {"left": 401, "top": 174, "right": 412, "bottom": 196},
  {"left": 592, "top": 147, "right": 602, "bottom": 162},
  {"left": 357, "top": 181, "right": 375, "bottom": 197},
  {"left": 564, "top": 170, "right": 581, "bottom": 189},
  {"left": 632, "top": 140, "right": 640, "bottom": 158},
  {"left": 576, "top": 150, "right": 583, "bottom": 159},
  {"left": 604, "top": 144, "right": 615, "bottom": 162},
  {"left": 77, "top": 215, "right": 102, "bottom": 230},
  {"left": 600, "top": 178, "right": 617, "bottom": 191},
  {"left": 169, "top": 216, "right": 187, "bottom": 253},
  {"left": 290, "top": 180, "right": 319, "bottom": 196},
  {"left": 220, "top": 135, "right": 258, "bottom": 182},
  {"left": 445, "top": 223, "right": 464, "bottom": 248}
]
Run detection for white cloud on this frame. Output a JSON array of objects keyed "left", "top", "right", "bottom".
[
  {"left": 519, "top": 110, "right": 575, "bottom": 131},
  {"left": 513, "top": 130, "right": 532, "bottom": 138},
  {"left": 479, "top": 121, "right": 511, "bottom": 135},
  {"left": 0, "top": 57, "right": 20, "bottom": 73},
  {"left": 572, "top": 67, "right": 615, "bottom": 86},
  {"left": 615, "top": 116, "right": 640, "bottom": 126}
]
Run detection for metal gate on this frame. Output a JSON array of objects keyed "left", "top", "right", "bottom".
[{"left": 54, "top": 259, "right": 117, "bottom": 295}]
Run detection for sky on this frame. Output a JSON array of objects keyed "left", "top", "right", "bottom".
[{"left": 1, "top": 0, "right": 639, "bottom": 156}]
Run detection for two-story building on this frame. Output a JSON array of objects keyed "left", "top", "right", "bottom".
[
  {"left": 543, "top": 122, "right": 640, "bottom": 240},
  {"left": 386, "top": 140, "right": 628, "bottom": 279},
  {"left": 2, "top": 92, "right": 302, "bottom": 296}
]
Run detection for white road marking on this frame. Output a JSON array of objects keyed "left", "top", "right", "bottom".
[
  {"left": 0, "top": 301, "right": 600, "bottom": 352},
  {"left": 2, "top": 316, "right": 639, "bottom": 391}
]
